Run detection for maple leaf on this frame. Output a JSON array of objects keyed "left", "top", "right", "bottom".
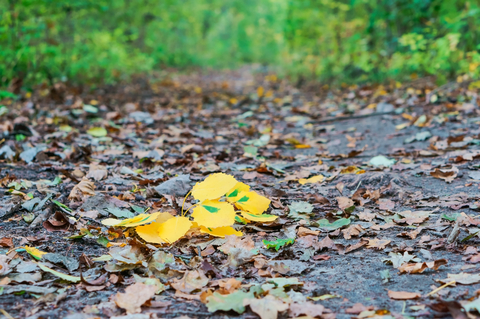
[
  {"left": 219, "top": 235, "right": 258, "bottom": 267},
  {"left": 191, "top": 173, "right": 238, "bottom": 201},
  {"left": 366, "top": 238, "right": 391, "bottom": 249},
  {"left": 398, "top": 259, "right": 447, "bottom": 274},
  {"left": 234, "top": 191, "right": 271, "bottom": 215},
  {"left": 68, "top": 177, "right": 95, "bottom": 201},
  {"left": 244, "top": 295, "right": 288, "bottom": 319},
  {"left": 342, "top": 224, "right": 364, "bottom": 240},
  {"left": 114, "top": 282, "right": 156, "bottom": 314},
  {"left": 206, "top": 290, "right": 253, "bottom": 314},
  {"left": 170, "top": 270, "right": 209, "bottom": 293},
  {"left": 102, "top": 212, "right": 160, "bottom": 227},
  {"left": 383, "top": 252, "right": 421, "bottom": 268},
  {"left": 192, "top": 200, "right": 236, "bottom": 228}
]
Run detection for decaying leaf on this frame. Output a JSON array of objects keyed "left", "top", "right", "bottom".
[
  {"left": 244, "top": 295, "right": 288, "bottom": 319},
  {"left": 68, "top": 177, "right": 96, "bottom": 201},
  {"left": 114, "top": 282, "right": 156, "bottom": 314},
  {"left": 430, "top": 166, "right": 459, "bottom": 183},
  {"left": 206, "top": 290, "right": 253, "bottom": 314},
  {"left": 398, "top": 259, "right": 447, "bottom": 274},
  {"left": 366, "top": 238, "right": 391, "bottom": 249},
  {"left": 170, "top": 270, "right": 209, "bottom": 293},
  {"left": 388, "top": 290, "right": 421, "bottom": 300}
]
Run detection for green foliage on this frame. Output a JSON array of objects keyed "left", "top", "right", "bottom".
[
  {"left": 263, "top": 238, "right": 295, "bottom": 251},
  {"left": 1, "top": 0, "right": 480, "bottom": 87}
]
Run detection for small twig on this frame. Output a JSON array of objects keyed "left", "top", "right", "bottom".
[
  {"left": 0, "top": 309, "right": 15, "bottom": 319},
  {"left": 314, "top": 111, "right": 395, "bottom": 124},
  {"left": 447, "top": 221, "right": 461, "bottom": 244},
  {"left": 426, "top": 280, "right": 456, "bottom": 297}
]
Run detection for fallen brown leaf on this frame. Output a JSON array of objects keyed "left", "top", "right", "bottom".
[
  {"left": 398, "top": 259, "right": 447, "bottom": 274},
  {"left": 114, "top": 282, "right": 156, "bottom": 314},
  {"left": 388, "top": 290, "right": 421, "bottom": 300}
]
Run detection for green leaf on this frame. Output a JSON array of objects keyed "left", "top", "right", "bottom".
[
  {"left": 52, "top": 200, "right": 72, "bottom": 212},
  {"left": 83, "top": 104, "right": 98, "bottom": 113},
  {"left": 263, "top": 238, "right": 294, "bottom": 251},
  {"left": 87, "top": 127, "right": 107, "bottom": 137},
  {"left": 267, "top": 277, "right": 303, "bottom": 287},
  {"left": 206, "top": 290, "right": 253, "bottom": 314},
  {"left": 441, "top": 213, "right": 458, "bottom": 222},
  {"left": 369, "top": 155, "right": 396, "bottom": 167},
  {"left": 37, "top": 262, "right": 80, "bottom": 282},
  {"left": 315, "top": 218, "right": 351, "bottom": 231},
  {"left": 97, "top": 236, "right": 109, "bottom": 247},
  {"left": 288, "top": 201, "right": 314, "bottom": 221}
]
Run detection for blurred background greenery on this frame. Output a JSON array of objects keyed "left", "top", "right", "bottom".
[{"left": 1, "top": 0, "right": 480, "bottom": 88}]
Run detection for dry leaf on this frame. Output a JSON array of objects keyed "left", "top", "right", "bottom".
[
  {"left": 115, "top": 282, "right": 156, "bottom": 314},
  {"left": 430, "top": 166, "right": 459, "bottom": 183},
  {"left": 289, "top": 302, "right": 325, "bottom": 317},
  {"left": 86, "top": 164, "right": 108, "bottom": 181},
  {"left": 398, "top": 259, "right": 447, "bottom": 274},
  {"left": 336, "top": 197, "right": 354, "bottom": 210},
  {"left": 342, "top": 225, "right": 364, "bottom": 240},
  {"left": 366, "top": 238, "right": 391, "bottom": 249},
  {"left": 244, "top": 295, "right": 288, "bottom": 319},
  {"left": 68, "top": 177, "right": 95, "bottom": 201},
  {"left": 170, "top": 270, "right": 209, "bottom": 293},
  {"left": 358, "top": 210, "right": 376, "bottom": 222},
  {"left": 388, "top": 290, "right": 421, "bottom": 300}
]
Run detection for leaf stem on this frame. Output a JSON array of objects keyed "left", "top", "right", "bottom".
[{"left": 181, "top": 190, "right": 192, "bottom": 215}]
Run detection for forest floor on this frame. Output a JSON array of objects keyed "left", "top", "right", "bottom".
[{"left": 1, "top": 69, "right": 480, "bottom": 319}]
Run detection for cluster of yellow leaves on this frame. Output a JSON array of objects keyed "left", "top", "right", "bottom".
[{"left": 101, "top": 173, "right": 274, "bottom": 245}]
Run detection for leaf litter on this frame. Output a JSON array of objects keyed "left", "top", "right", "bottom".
[{"left": 1, "top": 71, "right": 480, "bottom": 318}]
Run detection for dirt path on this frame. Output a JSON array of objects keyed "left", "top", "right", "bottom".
[{"left": 1, "top": 71, "right": 480, "bottom": 319}]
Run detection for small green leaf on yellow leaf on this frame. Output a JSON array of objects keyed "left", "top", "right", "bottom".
[
  {"left": 192, "top": 200, "right": 236, "bottom": 228},
  {"left": 158, "top": 216, "right": 193, "bottom": 243},
  {"left": 234, "top": 191, "right": 271, "bottom": 215},
  {"left": 24, "top": 246, "right": 47, "bottom": 260},
  {"left": 102, "top": 212, "right": 161, "bottom": 227},
  {"left": 240, "top": 211, "right": 278, "bottom": 222},
  {"left": 191, "top": 173, "right": 238, "bottom": 201},
  {"left": 226, "top": 182, "right": 251, "bottom": 202},
  {"left": 299, "top": 174, "right": 324, "bottom": 185},
  {"left": 200, "top": 226, "right": 243, "bottom": 237}
]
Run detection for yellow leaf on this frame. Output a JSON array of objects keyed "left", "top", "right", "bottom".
[
  {"left": 257, "top": 86, "right": 264, "bottom": 97},
  {"left": 155, "top": 212, "right": 174, "bottom": 224},
  {"left": 102, "top": 212, "right": 161, "bottom": 227},
  {"left": 299, "top": 175, "right": 324, "bottom": 185},
  {"left": 200, "top": 226, "right": 243, "bottom": 237},
  {"left": 24, "top": 246, "right": 47, "bottom": 260},
  {"left": 191, "top": 173, "right": 238, "bottom": 202},
  {"left": 87, "top": 127, "right": 107, "bottom": 137},
  {"left": 226, "top": 182, "right": 250, "bottom": 202},
  {"left": 294, "top": 144, "right": 311, "bottom": 149},
  {"left": 192, "top": 200, "right": 236, "bottom": 228},
  {"left": 136, "top": 222, "right": 165, "bottom": 244},
  {"left": 241, "top": 211, "right": 278, "bottom": 222},
  {"left": 158, "top": 216, "right": 193, "bottom": 243},
  {"left": 234, "top": 191, "right": 270, "bottom": 215}
]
